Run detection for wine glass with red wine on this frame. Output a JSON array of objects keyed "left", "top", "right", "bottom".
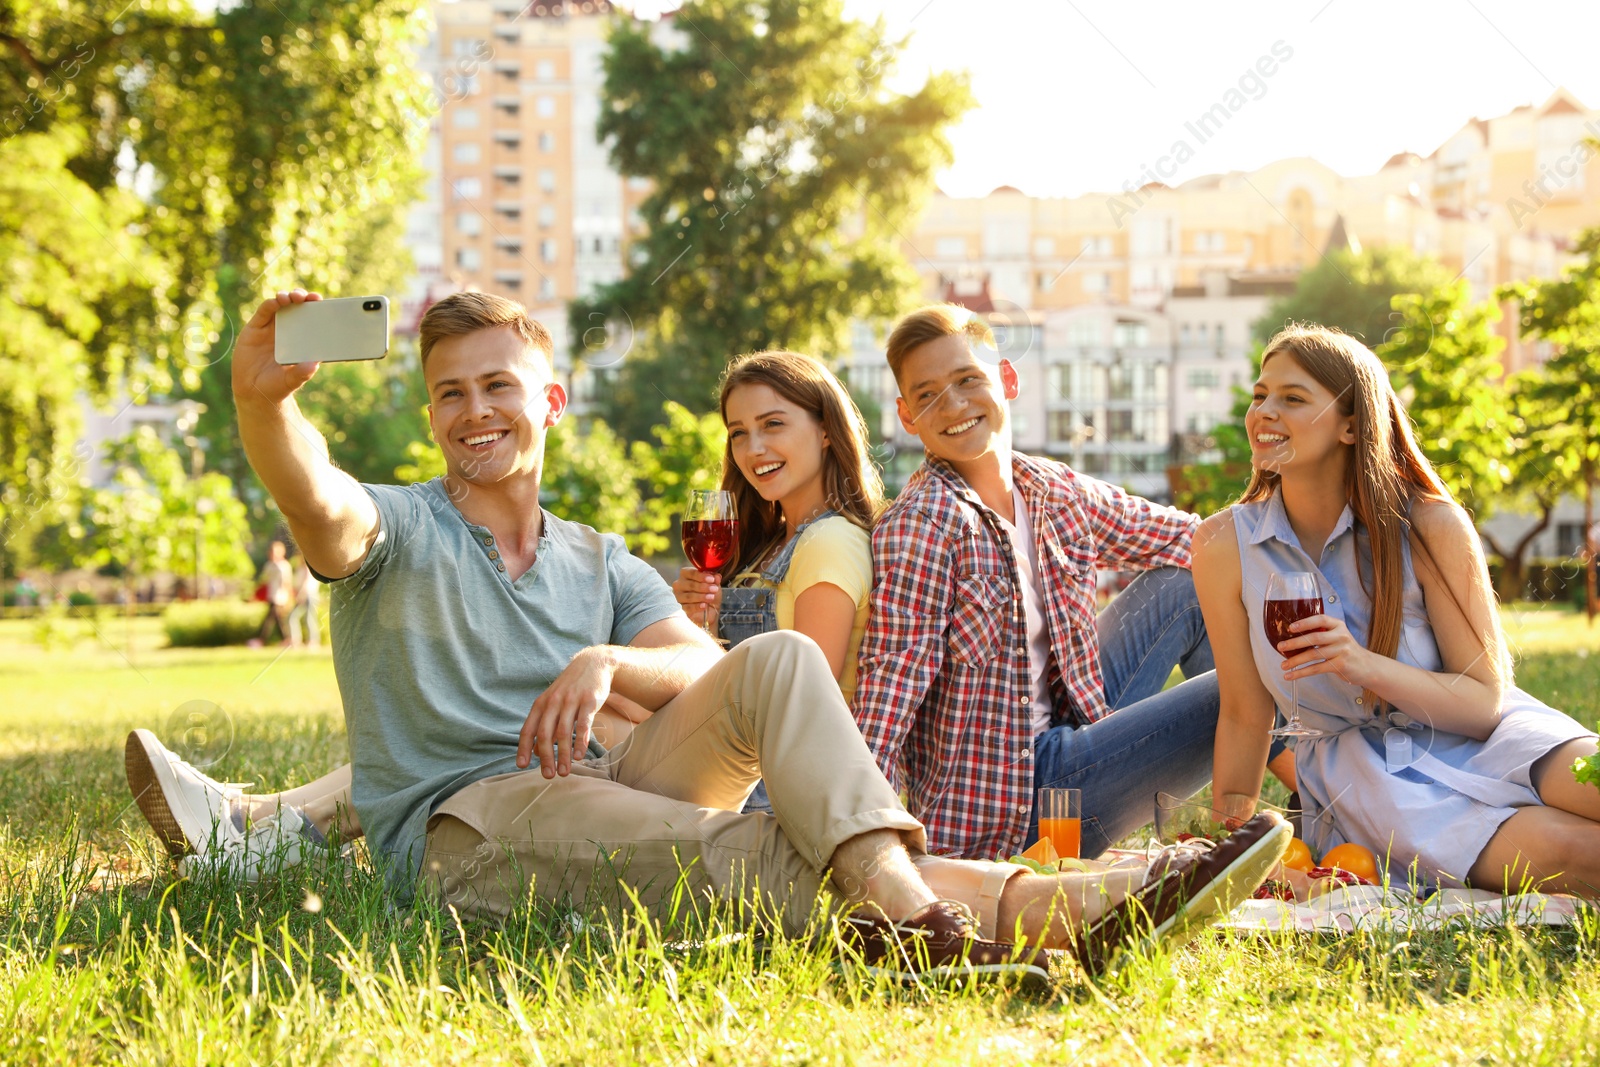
[
  {"left": 1263, "top": 571, "right": 1323, "bottom": 738},
  {"left": 682, "top": 489, "right": 738, "bottom": 636}
]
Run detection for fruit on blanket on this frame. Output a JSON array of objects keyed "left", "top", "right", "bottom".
[
  {"left": 1320, "top": 843, "right": 1380, "bottom": 883},
  {"left": 1283, "top": 837, "right": 1315, "bottom": 873},
  {"left": 1018, "top": 837, "right": 1059, "bottom": 866}
]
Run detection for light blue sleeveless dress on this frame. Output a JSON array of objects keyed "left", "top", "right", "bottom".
[{"left": 1232, "top": 492, "right": 1594, "bottom": 885}]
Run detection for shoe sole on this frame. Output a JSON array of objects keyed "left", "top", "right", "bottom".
[
  {"left": 125, "top": 729, "right": 193, "bottom": 859},
  {"left": 1100, "top": 817, "right": 1291, "bottom": 977}
]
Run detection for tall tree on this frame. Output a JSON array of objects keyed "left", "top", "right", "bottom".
[
  {"left": 0, "top": 0, "right": 429, "bottom": 534},
  {"left": 1500, "top": 224, "right": 1600, "bottom": 618},
  {"left": 571, "top": 0, "right": 973, "bottom": 440}
]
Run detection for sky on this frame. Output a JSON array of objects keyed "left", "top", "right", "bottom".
[{"left": 820, "top": 0, "right": 1600, "bottom": 199}]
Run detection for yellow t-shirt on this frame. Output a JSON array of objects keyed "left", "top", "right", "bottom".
[{"left": 773, "top": 515, "right": 873, "bottom": 701}]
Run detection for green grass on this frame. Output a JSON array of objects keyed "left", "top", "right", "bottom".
[{"left": 2, "top": 609, "right": 1599, "bottom": 1064}]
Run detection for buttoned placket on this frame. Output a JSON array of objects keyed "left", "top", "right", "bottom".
[{"left": 974, "top": 491, "right": 1038, "bottom": 854}]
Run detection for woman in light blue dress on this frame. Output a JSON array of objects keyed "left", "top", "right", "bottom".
[{"left": 1193, "top": 324, "right": 1600, "bottom": 894}]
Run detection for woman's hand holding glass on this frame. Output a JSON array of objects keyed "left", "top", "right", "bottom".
[
  {"left": 1277, "top": 612, "right": 1380, "bottom": 691},
  {"left": 673, "top": 567, "right": 722, "bottom": 633}
]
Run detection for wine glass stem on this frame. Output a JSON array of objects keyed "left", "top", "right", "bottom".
[{"left": 1290, "top": 675, "right": 1299, "bottom": 729}]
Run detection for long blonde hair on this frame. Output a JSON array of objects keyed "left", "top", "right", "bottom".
[
  {"left": 716, "top": 351, "right": 886, "bottom": 579},
  {"left": 1238, "top": 324, "right": 1504, "bottom": 706}
]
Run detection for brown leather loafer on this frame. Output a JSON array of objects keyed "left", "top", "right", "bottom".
[
  {"left": 840, "top": 900, "right": 1054, "bottom": 989},
  {"left": 1070, "top": 811, "right": 1290, "bottom": 978}
]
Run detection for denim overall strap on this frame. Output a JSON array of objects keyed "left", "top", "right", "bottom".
[
  {"left": 759, "top": 510, "right": 838, "bottom": 583},
  {"left": 717, "top": 511, "right": 839, "bottom": 650}
]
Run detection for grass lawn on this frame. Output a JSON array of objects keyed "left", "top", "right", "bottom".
[{"left": 2, "top": 607, "right": 1599, "bottom": 1064}]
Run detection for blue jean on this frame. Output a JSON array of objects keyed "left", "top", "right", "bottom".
[{"left": 1031, "top": 567, "right": 1232, "bottom": 857}]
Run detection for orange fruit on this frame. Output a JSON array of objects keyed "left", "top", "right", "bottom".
[
  {"left": 1282, "top": 837, "right": 1315, "bottom": 873},
  {"left": 1319, "top": 842, "right": 1380, "bottom": 883}
]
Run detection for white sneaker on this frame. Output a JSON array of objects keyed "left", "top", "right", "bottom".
[{"left": 125, "top": 729, "right": 315, "bottom": 882}]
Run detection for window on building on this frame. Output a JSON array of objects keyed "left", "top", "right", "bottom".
[
  {"left": 538, "top": 204, "right": 556, "bottom": 227},
  {"left": 1112, "top": 320, "right": 1150, "bottom": 348},
  {"left": 456, "top": 247, "right": 481, "bottom": 271},
  {"left": 456, "top": 212, "right": 482, "bottom": 236},
  {"left": 1065, "top": 319, "right": 1098, "bottom": 347},
  {"left": 1214, "top": 323, "right": 1226, "bottom": 349},
  {"left": 1186, "top": 369, "right": 1221, "bottom": 389},
  {"left": 1037, "top": 271, "right": 1054, "bottom": 293},
  {"left": 1082, "top": 272, "right": 1109, "bottom": 294},
  {"left": 452, "top": 108, "right": 479, "bottom": 128},
  {"left": 536, "top": 59, "right": 556, "bottom": 81},
  {"left": 538, "top": 131, "right": 554, "bottom": 152},
  {"left": 1180, "top": 323, "right": 1192, "bottom": 344},
  {"left": 452, "top": 142, "right": 481, "bottom": 164},
  {"left": 452, "top": 177, "right": 482, "bottom": 200},
  {"left": 539, "top": 276, "right": 556, "bottom": 299},
  {"left": 539, "top": 168, "right": 556, "bottom": 193},
  {"left": 1034, "top": 236, "right": 1055, "bottom": 257},
  {"left": 536, "top": 96, "right": 556, "bottom": 118},
  {"left": 935, "top": 237, "right": 967, "bottom": 258},
  {"left": 540, "top": 238, "right": 558, "bottom": 263},
  {"left": 451, "top": 38, "right": 488, "bottom": 58},
  {"left": 1048, "top": 411, "right": 1078, "bottom": 444},
  {"left": 1048, "top": 364, "right": 1075, "bottom": 401}
]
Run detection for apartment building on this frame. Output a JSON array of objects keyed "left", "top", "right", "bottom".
[{"left": 429, "top": 1, "right": 659, "bottom": 338}]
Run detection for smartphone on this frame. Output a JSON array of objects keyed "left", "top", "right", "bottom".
[{"left": 274, "top": 296, "right": 391, "bottom": 364}]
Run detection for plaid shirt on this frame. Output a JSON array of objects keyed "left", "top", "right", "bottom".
[{"left": 854, "top": 452, "right": 1198, "bottom": 860}]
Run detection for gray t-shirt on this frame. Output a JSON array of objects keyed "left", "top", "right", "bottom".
[{"left": 326, "top": 479, "right": 680, "bottom": 888}]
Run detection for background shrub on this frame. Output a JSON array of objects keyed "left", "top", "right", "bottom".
[{"left": 163, "top": 601, "right": 263, "bottom": 647}]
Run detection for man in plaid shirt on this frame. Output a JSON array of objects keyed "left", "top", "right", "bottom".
[{"left": 855, "top": 305, "right": 1291, "bottom": 861}]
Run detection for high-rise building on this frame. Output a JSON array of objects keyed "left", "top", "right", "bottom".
[{"left": 429, "top": 0, "right": 663, "bottom": 350}]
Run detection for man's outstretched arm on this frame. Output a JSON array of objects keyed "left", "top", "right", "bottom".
[{"left": 233, "top": 289, "right": 380, "bottom": 580}]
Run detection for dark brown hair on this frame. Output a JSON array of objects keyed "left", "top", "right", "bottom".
[
  {"left": 418, "top": 291, "right": 554, "bottom": 371},
  {"left": 716, "top": 351, "right": 885, "bottom": 579},
  {"left": 1239, "top": 324, "right": 1505, "bottom": 706}
]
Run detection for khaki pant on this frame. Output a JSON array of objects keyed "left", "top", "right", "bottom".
[{"left": 420, "top": 631, "right": 926, "bottom": 936}]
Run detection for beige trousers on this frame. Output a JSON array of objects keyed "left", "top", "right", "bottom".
[{"left": 419, "top": 631, "right": 926, "bottom": 936}]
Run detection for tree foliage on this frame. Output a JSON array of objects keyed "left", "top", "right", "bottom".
[
  {"left": 0, "top": 0, "right": 431, "bottom": 541},
  {"left": 571, "top": 0, "right": 973, "bottom": 440},
  {"left": 1500, "top": 224, "right": 1600, "bottom": 611},
  {"left": 1254, "top": 245, "right": 1455, "bottom": 347},
  {"left": 1377, "top": 280, "right": 1515, "bottom": 518},
  {"left": 83, "top": 427, "right": 254, "bottom": 588}
]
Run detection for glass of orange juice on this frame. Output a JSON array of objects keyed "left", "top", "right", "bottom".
[{"left": 1037, "top": 788, "right": 1081, "bottom": 860}]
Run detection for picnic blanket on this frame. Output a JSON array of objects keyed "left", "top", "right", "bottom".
[
  {"left": 1094, "top": 849, "right": 1586, "bottom": 934},
  {"left": 1220, "top": 886, "right": 1587, "bottom": 933}
]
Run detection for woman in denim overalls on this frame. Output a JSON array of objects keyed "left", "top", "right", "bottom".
[{"left": 673, "top": 352, "right": 886, "bottom": 814}]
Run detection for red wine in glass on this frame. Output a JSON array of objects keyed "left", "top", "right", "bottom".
[
  {"left": 1263, "top": 572, "right": 1322, "bottom": 738},
  {"left": 682, "top": 489, "right": 736, "bottom": 636},
  {"left": 682, "top": 518, "right": 739, "bottom": 572},
  {"left": 1264, "top": 597, "right": 1324, "bottom": 649}
]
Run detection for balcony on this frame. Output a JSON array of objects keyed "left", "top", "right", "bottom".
[
  {"left": 492, "top": 0, "right": 525, "bottom": 11},
  {"left": 493, "top": 269, "right": 524, "bottom": 287},
  {"left": 493, "top": 60, "right": 520, "bottom": 77},
  {"left": 495, "top": 236, "right": 524, "bottom": 254},
  {"left": 493, "top": 165, "right": 523, "bottom": 181},
  {"left": 493, "top": 201, "right": 523, "bottom": 218},
  {"left": 493, "top": 129, "right": 522, "bottom": 145},
  {"left": 493, "top": 24, "right": 520, "bottom": 40},
  {"left": 492, "top": 96, "right": 520, "bottom": 115}
]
